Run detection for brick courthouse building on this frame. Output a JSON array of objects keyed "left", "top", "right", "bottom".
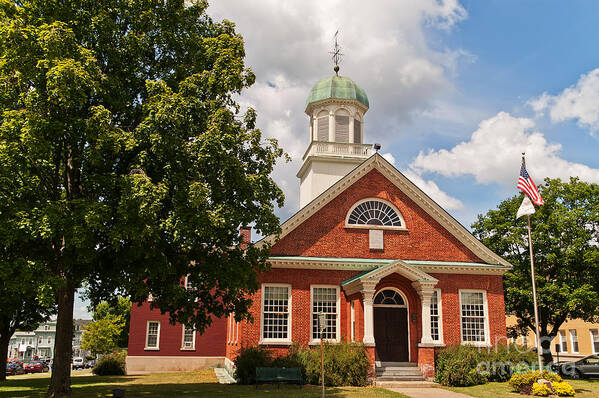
[{"left": 127, "top": 73, "right": 511, "bottom": 379}]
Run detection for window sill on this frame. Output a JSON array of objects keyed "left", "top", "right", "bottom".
[
  {"left": 309, "top": 339, "right": 340, "bottom": 346},
  {"left": 258, "top": 340, "right": 292, "bottom": 346},
  {"left": 461, "top": 341, "right": 491, "bottom": 348},
  {"left": 144, "top": 347, "right": 160, "bottom": 351},
  {"left": 418, "top": 342, "right": 445, "bottom": 348},
  {"left": 180, "top": 347, "right": 196, "bottom": 351}
]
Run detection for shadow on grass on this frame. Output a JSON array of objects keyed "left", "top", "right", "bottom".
[{"left": 0, "top": 375, "right": 402, "bottom": 398}]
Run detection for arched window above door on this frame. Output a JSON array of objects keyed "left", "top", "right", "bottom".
[{"left": 374, "top": 289, "right": 405, "bottom": 306}]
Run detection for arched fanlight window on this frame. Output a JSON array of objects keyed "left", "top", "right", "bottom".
[
  {"left": 346, "top": 199, "right": 404, "bottom": 228},
  {"left": 374, "top": 289, "right": 405, "bottom": 305}
]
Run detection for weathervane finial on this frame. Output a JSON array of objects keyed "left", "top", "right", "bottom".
[{"left": 330, "top": 30, "right": 343, "bottom": 76}]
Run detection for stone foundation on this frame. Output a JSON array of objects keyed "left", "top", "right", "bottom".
[{"left": 126, "top": 356, "right": 225, "bottom": 374}]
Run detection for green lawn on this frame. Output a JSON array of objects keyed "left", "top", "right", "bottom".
[
  {"left": 0, "top": 369, "right": 406, "bottom": 398},
  {"left": 444, "top": 379, "right": 599, "bottom": 398}
]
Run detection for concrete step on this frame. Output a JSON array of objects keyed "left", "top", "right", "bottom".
[
  {"left": 377, "top": 376, "right": 426, "bottom": 382},
  {"left": 376, "top": 361, "right": 417, "bottom": 367},
  {"left": 376, "top": 368, "right": 424, "bottom": 376},
  {"left": 376, "top": 380, "right": 439, "bottom": 388}
]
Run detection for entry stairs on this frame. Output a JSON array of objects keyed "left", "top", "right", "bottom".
[{"left": 375, "top": 362, "right": 438, "bottom": 388}]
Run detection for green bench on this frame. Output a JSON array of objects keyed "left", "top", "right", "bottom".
[{"left": 255, "top": 367, "right": 303, "bottom": 388}]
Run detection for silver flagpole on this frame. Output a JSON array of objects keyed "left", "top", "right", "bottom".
[
  {"left": 527, "top": 214, "right": 543, "bottom": 371},
  {"left": 523, "top": 154, "right": 543, "bottom": 372}
]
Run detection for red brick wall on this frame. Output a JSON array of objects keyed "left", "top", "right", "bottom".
[
  {"left": 234, "top": 269, "right": 507, "bottom": 365},
  {"left": 271, "top": 169, "right": 483, "bottom": 263},
  {"left": 128, "top": 302, "right": 227, "bottom": 357},
  {"left": 434, "top": 273, "right": 507, "bottom": 346}
]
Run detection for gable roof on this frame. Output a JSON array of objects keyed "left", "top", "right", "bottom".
[{"left": 259, "top": 153, "right": 511, "bottom": 267}]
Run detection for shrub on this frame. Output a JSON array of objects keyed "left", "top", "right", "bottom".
[
  {"left": 435, "top": 344, "right": 539, "bottom": 386},
  {"left": 552, "top": 381, "right": 576, "bottom": 397},
  {"left": 532, "top": 382, "right": 552, "bottom": 396},
  {"left": 92, "top": 350, "right": 126, "bottom": 376},
  {"left": 300, "top": 342, "right": 369, "bottom": 387},
  {"left": 234, "top": 345, "right": 272, "bottom": 384},
  {"left": 508, "top": 371, "right": 563, "bottom": 394},
  {"left": 234, "top": 342, "right": 369, "bottom": 387}
]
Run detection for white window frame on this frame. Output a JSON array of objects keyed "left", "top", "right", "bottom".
[
  {"left": 590, "top": 329, "right": 599, "bottom": 354},
  {"left": 344, "top": 198, "right": 407, "bottom": 231},
  {"left": 458, "top": 289, "right": 490, "bottom": 346},
  {"left": 259, "top": 284, "right": 292, "bottom": 345},
  {"left": 145, "top": 320, "right": 160, "bottom": 350},
  {"left": 310, "top": 285, "right": 341, "bottom": 344},
  {"left": 569, "top": 329, "right": 579, "bottom": 353},
  {"left": 559, "top": 330, "right": 568, "bottom": 353},
  {"left": 430, "top": 289, "right": 444, "bottom": 344},
  {"left": 181, "top": 324, "right": 196, "bottom": 350}
]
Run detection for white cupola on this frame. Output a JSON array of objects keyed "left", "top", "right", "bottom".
[{"left": 297, "top": 74, "right": 372, "bottom": 208}]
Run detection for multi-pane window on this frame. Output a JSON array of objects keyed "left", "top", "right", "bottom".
[
  {"left": 559, "top": 330, "right": 568, "bottom": 353},
  {"left": 262, "top": 285, "right": 290, "bottom": 341},
  {"left": 521, "top": 334, "right": 528, "bottom": 348},
  {"left": 146, "top": 321, "right": 160, "bottom": 349},
  {"left": 430, "top": 290, "right": 441, "bottom": 342},
  {"left": 312, "top": 287, "right": 339, "bottom": 341},
  {"left": 182, "top": 325, "right": 195, "bottom": 349},
  {"left": 591, "top": 329, "right": 599, "bottom": 354},
  {"left": 347, "top": 200, "right": 403, "bottom": 227},
  {"left": 460, "top": 291, "right": 487, "bottom": 343},
  {"left": 570, "top": 330, "right": 579, "bottom": 353}
]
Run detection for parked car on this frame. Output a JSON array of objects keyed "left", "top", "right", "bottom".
[
  {"left": 6, "top": 363, "right": 25, "bottom": 376},
  {"left": 552, "top": 354, "right": 599, "bottom": 379},
  {"left": 72, "top": 357, "right": 85, "bottom": 370},
  {"left": 24, "top": 361, "right": 49, "bottom": 373},
  {"left": 85, "top": 360, "right": 96, "bottom": 369}
]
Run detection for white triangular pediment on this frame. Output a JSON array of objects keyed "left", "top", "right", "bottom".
[{"left": 259, "top": 153, "right": 511, "bottom": 268}]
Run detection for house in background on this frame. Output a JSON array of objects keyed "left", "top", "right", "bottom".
[
  {"left": 507, "top": 315, "right": 599, "bottom": 362},
  {"left": 127, "top": 70, "right": 512, "bottom": 380},
  {"left": 7, "top": 319, "right": 91, "bottom": 361}
]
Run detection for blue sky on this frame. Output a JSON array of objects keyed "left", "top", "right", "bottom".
[{"left": 75, "top": 1, "right": 599, "bottom": 319}]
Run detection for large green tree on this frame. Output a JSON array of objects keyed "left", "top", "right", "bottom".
[
  {"left": 0, "top": 259, "right": 55, "bottom": 381},
  {"left": 0, "top": 1, "right": 284, "bottom": 396},
  {"left": 472, "top": 178, "right": 599, "bottom": 364},
  {"left": 90, "top": 296, "right": 131, "bottom": 348}
]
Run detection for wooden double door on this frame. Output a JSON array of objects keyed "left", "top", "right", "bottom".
[{"left": 374, "top": 307, "right": 409, "bottom": 362}]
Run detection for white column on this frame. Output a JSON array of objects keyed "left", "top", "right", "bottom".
[
  {"left": 362, "top": 284, "right": 377, "bottom": 346},
  {"left": 349, "top": 117, "right": 354, "bottom": 144},
  {"left": 312, "top": 115, "right": 318, "bottom": 141},
  {"left": 328, "top": 111, "right": 335, "bottom": 142},
  {"left": 413, "top": 282, "right": 435, "bottom": 345}
]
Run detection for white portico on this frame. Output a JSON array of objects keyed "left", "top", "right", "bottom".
[{"left": 342, "top": 260, "right": 441, "bottom": 360}]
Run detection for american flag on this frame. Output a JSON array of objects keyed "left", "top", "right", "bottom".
[{"left": 518, "top": 163, "right": 544, "bottom": 206}]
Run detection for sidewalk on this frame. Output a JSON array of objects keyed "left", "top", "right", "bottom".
[{"left": 388, "top": 388, "right": 473, "bottom": 398}]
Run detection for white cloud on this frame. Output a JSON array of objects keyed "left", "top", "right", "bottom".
[
  {"left": 412, "top": 112, "right": 599, "bottom": 186},
  {"left": 402, "top": 169, "right": 464, "bottom": 210},
  {"left": 382, "top": 152, "right": 396, "bottom": 165},
  {"left": 208, "top": 0, "right": 470, "bottom": 216},
  {"left": 529, "top": 68, "right": 599, "bottom": 132}
]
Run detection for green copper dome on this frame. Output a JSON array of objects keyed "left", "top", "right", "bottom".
[{"left": 306, "top": 75, "right": 369, "bottom": 109}]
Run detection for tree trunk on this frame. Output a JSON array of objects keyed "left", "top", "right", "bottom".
[
  {"left": 541, "top": 335, "right": 554, "bottom": 365},
  {"left": 47, "top": 282, "right": 75, "bottom": 397},
  {"left": 0, "top": 328, "right": 10, "bottom": 382}
]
